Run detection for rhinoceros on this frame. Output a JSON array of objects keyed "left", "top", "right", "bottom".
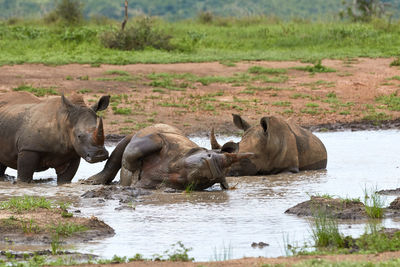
[
  {"left": 211, "top": 114, "right": 327, "bottom": 176},
  {"left": 0, "top": 92, "right": 110, "bottom": 183},
  {"left": 84, "top": 124, "right": 252, "bottom": 190}
]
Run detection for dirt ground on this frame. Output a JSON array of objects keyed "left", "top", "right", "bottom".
[
  {"left": 1, "top": 58, "right": 400, "bottom": 140},
  {"left": 80, "top": 251, "right": 400, "bottom": 266}
]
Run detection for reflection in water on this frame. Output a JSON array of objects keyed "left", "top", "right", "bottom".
[{"left": 1, "top": 130, "right": 400, "bottom": 260}]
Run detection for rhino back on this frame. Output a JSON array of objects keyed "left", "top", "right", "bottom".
[
  {"left": 0, "top": 93, "right": 74, "bottom": 167},
  {"left": 132, "top": 124, "right": 198, "bottom": 188},
  {"left": 287, "top": 122, "right": 327, "bottom": 170}
]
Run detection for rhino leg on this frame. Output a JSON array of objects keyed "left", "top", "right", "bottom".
[
  {"left": 0, "top": 163, "right": 6, "bottom": 180},
  {"left": 120, "top": 134, "right": 163, "bottom": 186},
  {"left": 17, "top": 151, "right": 40, "bottom": 183},
  {"left": 84, "top": 135, "right": 133, "bottom": 185},
  {"left": 56, "top": 157, "right": 80, "bottom": 184}
]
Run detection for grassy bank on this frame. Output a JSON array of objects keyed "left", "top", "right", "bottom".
[{"left": 1, "top": 17, "right": 400, "bottom": 65}]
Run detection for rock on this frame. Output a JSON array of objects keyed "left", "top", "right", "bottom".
[{"left": 285, "top": 196, "right": 367, "bottom": 220}]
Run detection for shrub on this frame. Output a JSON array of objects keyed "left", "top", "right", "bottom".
[
  {"left": 100, "top": 17, "right": 175, "bottom": 51},
  {"left": 44, "top": 0, "right": 83, "bottom": 25}
]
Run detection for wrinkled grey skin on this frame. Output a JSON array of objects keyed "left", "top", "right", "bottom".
[
  {"left": 211, "top": 114, "right": 327, "bottom": 176},
  {"left": 85, "top": 124, "right": 252, "bottom": 190},
  {"left": 0, "top": 92, "right": 110, "bottom": 184}
]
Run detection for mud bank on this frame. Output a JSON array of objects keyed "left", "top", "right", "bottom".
[
  {"left": 0, "top": 207, "right": 114, "bottom": 245},
  {"left": 285, "top": 196, "right": 400, "bottom": 220}
]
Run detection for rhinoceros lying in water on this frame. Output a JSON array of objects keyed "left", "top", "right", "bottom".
[
  {"left": 211, "top": 114, "right": 327, "bottom": 176},
  {"left": 0, "top": 92, "right": 110, "bottom": 183},
  {"left": 84, "top": 124, "right": 252, "bottom": 190}
]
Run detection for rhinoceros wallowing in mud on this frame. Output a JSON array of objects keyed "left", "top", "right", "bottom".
[
  {"left": 84, "top": 124, "right": 252, "bottom": 190},
  {"left": 211, "top": 114, "right": 327, "bottom": 176},
  {"left": 0, "top": 92, "right": 110, "bottom": 183}
]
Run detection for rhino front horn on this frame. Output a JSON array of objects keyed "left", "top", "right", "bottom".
[
  {"left": 210, "top": 128, "right": 221, "bottom": 149},
  {"left": 93, "top": 117, "right": 105, "bottom": 146}
]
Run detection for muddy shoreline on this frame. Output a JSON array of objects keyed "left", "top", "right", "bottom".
[{"left": 105, "top": 119, "right": 400, "bottom": 144}]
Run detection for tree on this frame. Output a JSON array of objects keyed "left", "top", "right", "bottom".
[{"left": 340, "top": 0, "right": 391, "bottom": 22}]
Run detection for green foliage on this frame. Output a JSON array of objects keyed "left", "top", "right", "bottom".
[
  {"left": 112, "top": 107, "right": 132, "bottom": 115},
  {"left": 294, "top": 60, "right": 336, "bottom": 73},
  {"left": 1, "top": 18, "right": 400, "bottom": 65},
  {"left": 340, "top": 0, "right": 389, "bottom": 22},
  {"left": 0, "top": 195, "right": 52, "bottom": 213},
  {"left": 51, "top": 222, "right": 88, "bottom": 236},
  {"left": 363, "top": 187, "right": 385, "bottom": 219},
  {"left": 52, "top": 0, "right": 84, "bottom": 25},
  {"left": 390, "top": 57, "right": 400, "bottom": 66},
  {"left": 100, "top": 17, "right": 175, "bottom": 51},
  {"left": 164, "top": 241, "right": 194, "bottom": 262},
  {"left": 311, "top": 210, "right": 345, "bottom": 248},
  {"left": 248, "top": 66, "right": 287, "bottom": 74},
  {"left": 376, "top": 91, "right": 400, "bottom": 111},
  {"left": 13, "top": 85, "right": 58, "bottom": 97}
]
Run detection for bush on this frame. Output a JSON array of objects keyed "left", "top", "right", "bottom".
[
  {"left": 100, "top": 17, "right": 175, "bottom": 51},
  {"left": 46, "top": 0, "right": 84, "bottom": 25}
]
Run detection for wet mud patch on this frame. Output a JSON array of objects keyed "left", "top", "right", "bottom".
[
  {"left": 377, "top": 188, "right": 400, "bottom": 195},
  {"left": 0, "top": 208, "right": 114, "bottom": 245},
  {"left": 82, "top": 185, "right": 152, "bottom": 204},
  {"left": 285, "top": 196, "right": 368, "bottom": 220}
]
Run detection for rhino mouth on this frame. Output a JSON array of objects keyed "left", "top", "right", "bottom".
[
  {"left": 83, "top": 149, "right": 109, "bottom": 163},
  {"left": 205, "top": 156, "right": 223, "bottom": 179}
]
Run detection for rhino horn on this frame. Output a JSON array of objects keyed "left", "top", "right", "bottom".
[
  {"left": 222, "top": 152, "right": 254, "bottom": 168},
  {"left": 210, "top": 128, "right": 221, "bottom": 149},
  {"left": 93, "top": 117, "right": 105, "bottom": 146}
]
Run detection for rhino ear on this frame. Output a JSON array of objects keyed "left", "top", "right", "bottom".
[
  {"left": 91, "top": 95, "right": 110, "bottom": 112},
  {"left": 232, "top": 114, "right": 251, "bottom": 131},
  {"left": 61, "top": 94, "right": 75, "bottom": 110},
  {"left": 260, "top": 117, "right": 269, "bottom": 134},
  {"left": 221, "top": 141, "right": 239, "bottom": 153}
]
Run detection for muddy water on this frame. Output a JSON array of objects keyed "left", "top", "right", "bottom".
[{"left": 1, "top": 130, "right": 400, "bottom": 261}]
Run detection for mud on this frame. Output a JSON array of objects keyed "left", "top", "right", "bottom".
[
  {"left": 378, "top": 188, "right": 400, "bottom": 195},
  {"left": 82, "top": 185, "right": 152, "bottom": 204},
  {"left": 285, "top": 196, "right": 400, "bottom": 220},
  {"left": 285, "top": 196, "right": 368, "bottom": 220},
  {"left": 0, "top": 250, "right": 97, "bottom": 262},
  {"left": 0, "top": 208, "right": 114, "bottom": 245}
]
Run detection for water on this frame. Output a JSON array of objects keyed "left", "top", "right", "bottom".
[{"left": 1, "top": 130, "right": 400, "bottom": 261}]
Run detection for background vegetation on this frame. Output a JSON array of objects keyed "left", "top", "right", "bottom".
[{"left": 1, "top": 0, "right": 400, "bottom": 21}]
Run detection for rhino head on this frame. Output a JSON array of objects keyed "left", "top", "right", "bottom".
[
  {"left": 61, "top": 94, "right": 110, "bottom": 163},
  {"left": 211, "top": 114, "right": 278, "bottom": 176},
  {"left": 169, "top": 148, "right": 253, "bottom": 190}
]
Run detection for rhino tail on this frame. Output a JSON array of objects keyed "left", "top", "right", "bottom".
[
  {"left": 210, "top": 128, "right": 221, "bottom": 150},
  {"left": 83, "top": 135, "right": 134, "bottom": 185}
]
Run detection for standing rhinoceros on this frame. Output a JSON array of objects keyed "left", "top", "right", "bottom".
[
  {"left": 211, "top": 114, "right": 327, "bottom": 176},
  {"left": 84, "top": 124, "right": 252, "bottom": 190},
  {"left": 0, "top": 91, "right": 110, "bottom": 183}
]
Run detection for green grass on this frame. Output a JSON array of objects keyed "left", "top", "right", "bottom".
[
  {"left": 363, "top": 187, "right": 385, "bottom": 219},
  {"left": 0, "top": 195, "right": 52, "bottom": 213},
  {"left": 104, "top": 70, "right": 130, "bottom": 76},
  {"left": 293, "top": 60, "right": 336, "bottom": 73},
  {"left": 375, "top": 91, "right": 400, "bottom": 111},
  {"left": 390, "top": 57, "right": 400, "bottom": 67},
  {"left": 272, "top": 101, "right": 291, "bottom": 107},
  {"left": 1, "top": 19, "right": 400, "bottom": 65},
  {"left": 248, "top": 66, "right": 287, "bottom": 74},
  {"left": 112, "top": 107, "right": 132, "bottom": 115},
  {"left": 51, "top": 222, "right": 89, "bottom": 237},
  {"left": 13, "top": 85, "right": 58, "bottom": 97},
  {"left": 311, "top": 210, "right": 345, "bottom": 248}
]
